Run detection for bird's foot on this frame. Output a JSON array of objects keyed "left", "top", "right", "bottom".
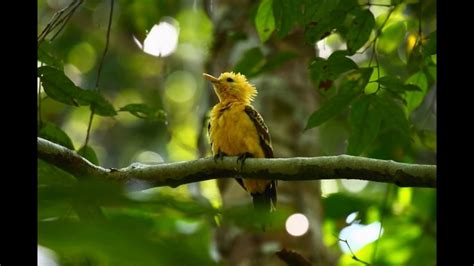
[
  {"left": 237, "top": 152, "right": 253, "bottom": 172},
  {"left": 213, "top": 151, "right": 227, "bottom": 163}
]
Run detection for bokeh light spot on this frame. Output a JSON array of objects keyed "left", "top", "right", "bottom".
[
  {"left": 341, "top": 179, "right": 369, "bottom": 193},
  {"left": 346, "top": 211, "right": 359, "bottom": 224},
  {"left": 38, "top": 245, "right": 58, "bottom": 266},
  {"left": 339, "top": 222, "right": 383, "bottom": 253},
  {"left": 165, "top": 71, "right": 197, "bottom": 103},
  {"left": 139, "top": 18, "right": 179, "bottom": 57},
  {"left": 68, "top": 42, "right": 96, "bottom": 73},
  {"left": 285, "top": 213, "right": 309, "bottom": 237}
]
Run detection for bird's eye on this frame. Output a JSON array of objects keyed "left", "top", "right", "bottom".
[{"left": 226, "top": 77, "right": 234, "bottom": 82}]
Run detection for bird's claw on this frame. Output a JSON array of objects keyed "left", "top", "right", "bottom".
[
  {"left": 213, "top": 151, "right": 227, "bottom": 163},
  {"left": 237, "top": 152, "right": 253, "bottom": 172}
]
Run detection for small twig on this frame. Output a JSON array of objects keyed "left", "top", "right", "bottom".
[
  {"left": 84, "top": 110, "right": 95, "bottom": 147},
  {"left": 338, "top": 237, "right": 371, "bottom": 265},
  {"left": 38, "top": 0, "right": 83, "bottom": 43},
  {"left": 95, "top": 0, "right": 115, "bottom": 89},
  {"left": 50, "top": 0, "right": 83, "bottom": 41},
  {"left": 366, "top": 6, "right": 396, "bottom": 64},
  {"left": 83, "top": 0, "right": 115, "bottom": 147},
  {"left": 373, "top": 39, "right": 381, "bottom": 92},
  {"left": 371, "top": 184, "right": 393, "bottom": 264}
]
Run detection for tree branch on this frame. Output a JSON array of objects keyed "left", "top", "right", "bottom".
[{"left": 37, "top": 137, "right": 436, "bottom": 189}]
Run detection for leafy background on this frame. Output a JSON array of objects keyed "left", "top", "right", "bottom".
[{"left": 38, "top": 0, "right": 436, "bottom": 265}]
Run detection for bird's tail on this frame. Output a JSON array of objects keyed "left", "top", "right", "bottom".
[{"left": 251, "top": 180, "right": 277, "bottom": 212}]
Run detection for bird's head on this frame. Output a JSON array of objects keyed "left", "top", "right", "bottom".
[{"left": 203, "top": 72, "right": 257, "bottom": 104}]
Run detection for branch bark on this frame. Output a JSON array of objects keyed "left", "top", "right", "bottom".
[{"left": 38, "top": 137, "right": 436, "bottom": 188}]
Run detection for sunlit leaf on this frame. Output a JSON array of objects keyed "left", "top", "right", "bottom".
[
  {"left": 404, "top": 71, "right": 428, "bottom": 115},
  {"left": 77, "top": 145, "right": 99, "bottom": 165},
  {"left": 255, "top": 0, "right": 275, "bottom": 42},
  {"left": 119, "top": 103, "right": 167, "bottom": 122},
  {"left": 377, "top": 21, "right": 406, "bottom": 54},
  {"left": 348, "top": 95, "right": 382, "bottom": 155},
  {"left": 39, "top": 122, "right": 75, "bottom": 150}
]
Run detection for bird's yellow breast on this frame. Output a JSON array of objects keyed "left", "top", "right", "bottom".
[{"left": 209, "top": 102, "right": 265, "bottom": 158}]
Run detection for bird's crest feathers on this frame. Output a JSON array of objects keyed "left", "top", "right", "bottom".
[{"left": 215, "top": 72, "right": 257, "bottom": 103}]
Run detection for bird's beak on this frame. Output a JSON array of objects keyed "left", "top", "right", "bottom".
[{"left": 203, "top": 73, "right": 219, "bottom": 84}]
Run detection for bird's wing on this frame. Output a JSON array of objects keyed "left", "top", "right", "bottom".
[
  {"left": 207, "top": 121, "right": 212, "bottom": 150},
  {"left": 244, "top": 105, "right": 273, "bottom": 158}
]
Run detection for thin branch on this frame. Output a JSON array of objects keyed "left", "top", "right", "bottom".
[
  {"left": 50, "top": 1, "right": 83, "bottom": 41},
  {"left": 338, "top": 238, "right": 371, "bottom": 265},
  {"left": 38, "top": 137, "right": 437, "bottom": 189},
  {"left": 84, "top": 0, "right": 115, "bottom": 147},
  {"left": 95, "top": 0, "right": 115, "bottom": 89},
  {"left": 367, "top": 6, "right": 396, "bottom": 64},
  {"left": 84, "top": 110, "right": 95, "bottom": 147},
  {"left": 38, "top": 0, "right": 83, "bottom": 43}
]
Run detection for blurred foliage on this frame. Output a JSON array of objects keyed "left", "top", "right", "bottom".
[{"left": 38, "top": 0, "right": 435, "bottom": 265}]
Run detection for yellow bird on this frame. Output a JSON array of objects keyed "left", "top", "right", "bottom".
[{"left": 203, "top": 72, "right": 276, "bottom": 211}]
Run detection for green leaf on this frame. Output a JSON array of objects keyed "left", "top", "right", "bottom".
[
  {"left": 423, "top": 31, "right": 436, "bottom": 57},
  {"left": 233, "top": 47, "right": 265, "bottom": 77},
  {"left": 347, "top": 95, "right": 382, "bottom": 155},
  {"left": 303, "top": 0, "right": 355, "bottom": 43},
  {"left": 255, "top": 0, "right": 275, "bottom": 42},
  {"left": 38, "top": 66, "right": 116, "bottom": 116},
  {"left": 326, "top": 51, "right": 358, "bottom": 79},
  {"left": 258, "top": 51, "right": 297, "bottom": 73},
  {"left": 77, "top": 145, "right": 99, "bottom": 165},
  {"left": 38, "top": 159, "right": 77, "bottom": 186},
  {"left": 85, "top": 90, "right": 117, "bottom": 117},
  {"left": 418, "top": 129, "right": 436, "bottom": 151},
  {"left": 374, "top": 95, "right": 410, "bottom": 138},
  {"left": 38, "top": 41, "right": 63, "bottom": 69},
  {"left": 39, "top": 122, "right": 75, "bottom": 150},
  {"left": 309, "top": 52, "right": 358, "bottom": 89},
  {"left": 378, "top": 76, "right": 422, "bottom": 94},
  {"left": 272, "top": 0, "right": 302, "bottom": 38},
  {"left": 119, "top": 103, "right": 167, "bottom": 122},
  {"left": 38, "top": 66, "right": 84, "bottom": 106},
  {"left": 305, "top": 68, "right": 373, "bottom": 129},
  {"left": 377, "top": 21, "right": 406, "bottom": 54},
  {"left": 344, "top": 9, "right": 375, "bottom": 54},
  {"left": 404, "top": 71, "right": 428, "bottom": 115},
  {"left": 308, "top": 57, "right": 327, "bottom": 89},
  {"left": 304, "top": 8, "right": 346, "bottom": 43}
]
